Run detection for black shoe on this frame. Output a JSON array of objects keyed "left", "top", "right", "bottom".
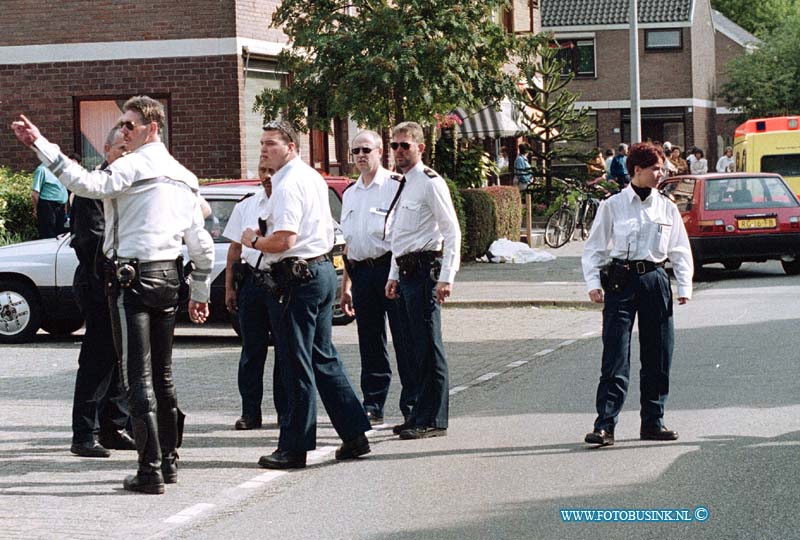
[
  {"left": 335, "top": 434, "right": 371, "bottom": 460},
  {"left": 162, "top": 454, "right": 178, "bottom": 484},
  {"left": 640, "top": 426, "right": 679, "bottom": 441},
  {"left": 399, "top": 426, "right": 447, "bottom": 440},
  {"left": 392, "top": 417, "right": 412, "bottom": 435},
  {"left": 258, "top": 449, "right": 307, "bottom": 470},
  {"left": 123, "top": 471, "right": 165, "bottom": 494},
  {"left": 234, "top": 417, "right": 262, "bottom": 430},
  {"left": 584, "top": 429, "right": 615, "bottom": 446},
  {"left": 70, "top": 440, "right": 111, "bottom": 458},
  {"left": 366, "top": 411, "right": 384, "bottom": 426},
  {"left": 98, "top": 429, "right": 136, "bottom": 451}
]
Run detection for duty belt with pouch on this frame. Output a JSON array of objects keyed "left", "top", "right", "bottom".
[
  {"left": 396, "top": 250, "right": 443, "bottom": 281},
  {"left": 104, "top": 256, "right": 192, "bottom": 298},
  {"left": 272, "top": 254, "right": 330, "bottom": 286},
  {"left": 600, "top": 258, "right": 665, "bottom": 293}
]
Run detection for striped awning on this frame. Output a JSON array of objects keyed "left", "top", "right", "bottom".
[{"left": 453, "top": 100, "right": 524, "bottom": 138}]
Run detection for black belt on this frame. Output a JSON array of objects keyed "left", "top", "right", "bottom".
[
  {"left": 348, "top": 251, "right": 392, "bottom": 270},
  {"left": 304, "top": 253, "right": 331, "bottom": 265},
  {"left": 612, "top": 258, "right": 664, "bottom": 275},
  {"left": 395, "top": 250, "right": 443, "bottom": 268},
  {"left": 121, "top": 259, "right": 177, "bottom": 272}
]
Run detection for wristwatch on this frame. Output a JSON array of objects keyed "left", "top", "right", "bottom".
[{"left": 250, "top": 234, "right": 259, "bottom": 248}]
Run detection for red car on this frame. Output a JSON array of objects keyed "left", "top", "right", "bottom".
[{"left": 660, "top": 173, "right": 800, "bottom": 274}]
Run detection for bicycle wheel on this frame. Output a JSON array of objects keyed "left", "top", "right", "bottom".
[
  {"left": 580, "top": 201, "right": 598, "bottom": 240},
  {"left": 545, "top": 208, "right": 576, "bottom": 248}
]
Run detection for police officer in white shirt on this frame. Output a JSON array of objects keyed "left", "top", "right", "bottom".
[
  {"left": 385, "top": 121, "right": 461, "bottom": 439},
  {"left": 243, "top": 121, "right": 371, "bottom": 470},
  {"left": 582, "top": 142, "right": 693, "bottom": 447},
  {"left": 222, "top": 161, "right": 287, "bottom": 431},
  {"left": 12, "top": 96, "right": 215, "bottom": 494},
  {"left": 340, "top": 130, "right": 418, "bottom": 427}
]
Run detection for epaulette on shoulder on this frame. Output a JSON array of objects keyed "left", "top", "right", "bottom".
[
  {"left": 389, "top": 173, "right": 403, "bottom": 182},
  {"left": 658, "top": 187, "right": 676, "bottom": 202},
  {"left": 423, "top": 167, "right": 438, "bottom": 179},
  {"left": 237, "top": 192, "right": 256, "bottom": 203}
]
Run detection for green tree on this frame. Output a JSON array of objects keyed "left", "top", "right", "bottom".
[
  {"left": 255, "top": 0, "right": 515, "bottom": 134},
  {"left": 711, "top": 0, "right": 799, "bottom": 36},
  {"left": 510, "top": 33, "right": 596, "bottom": 203},
  {"left": 720, "top": 12, "right": 800, "bottom": 120}
]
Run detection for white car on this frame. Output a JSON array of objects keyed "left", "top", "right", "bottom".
[{"left": 0, "top": 182, "right": 349, "bottom": 344}]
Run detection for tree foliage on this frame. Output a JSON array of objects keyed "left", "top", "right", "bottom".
[
  {"left": 255, "top": 0, "right": 516, "bottom": 132},
  {"left": 719, "top": 12, "right": 800, "bottom": 120},
  {"left": 711, "top": 0, "right": 799, "bottom": 37},
  {"left": 510, "top": 33, "right": 595, "bottom": 202}
]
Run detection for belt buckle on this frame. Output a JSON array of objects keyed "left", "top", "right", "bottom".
[{"left": 635, "top": 261, "right": 646, "bottom": 274}]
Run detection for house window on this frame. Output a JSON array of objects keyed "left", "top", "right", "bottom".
[
  {"left": 556, "top": 39, "right": 595, "bottom": 77},
  {"left": 645, "top": 29, "right": 682, "bottom": 51},
  {"left": 74, "top": 96, "right": 170, "bottom": 171}
]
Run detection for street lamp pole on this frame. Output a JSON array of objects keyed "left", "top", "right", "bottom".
[{"left": 629, "top": 0, "right": 641, "bottom": 144}]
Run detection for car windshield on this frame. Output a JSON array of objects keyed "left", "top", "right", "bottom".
[
  {"left": 704, "top": 176, "right": 799, "bottom": 210},
  {"left": 204, "top": 199, "right": 237, "bottom": 243}
]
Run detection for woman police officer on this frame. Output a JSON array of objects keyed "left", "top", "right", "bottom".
[{"left": 581, "top": 142, "right": 694, "bottom": 446}]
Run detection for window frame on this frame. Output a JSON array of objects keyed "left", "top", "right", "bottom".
[
  {"left": 645, "top": 29, "right": 683, "bottom": 51},
  {"left": 555, "top": 38, "right": 596, "bottom": 78}
]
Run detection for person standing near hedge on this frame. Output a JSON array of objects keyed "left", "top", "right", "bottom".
[
  {"left": 340, "top": 129, "right": 418, "bottom": 428},
  {"left": 514, "top": 143, "right": 533, "bottom": 191},
  {"left": 31, "top": 162, "right": 68, "bottom": 238},
  {"left": 385, "top": 121, "right": 461, "bottom": 439}
]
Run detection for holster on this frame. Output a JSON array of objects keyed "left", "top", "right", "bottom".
[
  {"left": 176, "top": 255, "right": 193, "bottom": 304},
  {"left": 231, "top": 261, "right": 246, "bottom": 293},
  {"left": 599, "top": 260, "right": 630, "bottom": 293},
  {"left": 103, "top": 257, "right": 139, "bottom": 296},
  {"left": 396, "top": 251, "right": 442, "bottom": 280}
]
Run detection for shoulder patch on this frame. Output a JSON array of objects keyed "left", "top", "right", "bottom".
[
  {"left": 389, "top": 173, "right": 403, "bottom": 182},
  {"left": 237, "top": 192, "right": 256, "bottom": 203},
  {"left": 423, "top": 167, "right": 438, "bottom": 179}
]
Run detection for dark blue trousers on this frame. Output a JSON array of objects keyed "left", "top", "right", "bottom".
[
  {"left": 72, "top": 274, "right": 129, "bottom": 444},
  {"left": 398, "top": 266, "right": 449, "bottom": 429},
  {"left": 350, "top": 259, "right": 418, "bottom": 419},
  {"left": 237, "top": 273, "right": 287, "bottom": 421},
  {"left": 594, "top": 267, "right": 674, "bottom": 432},
  {"left": 268, "top": 261, "right": 370, "bottom": 453}
]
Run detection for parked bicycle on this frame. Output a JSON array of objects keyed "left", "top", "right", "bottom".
[{"left": 544, "top": 179, "right": 602, "bottom": 248}]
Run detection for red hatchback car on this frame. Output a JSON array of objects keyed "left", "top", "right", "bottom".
[{"left": 660, "top": 173, "right": 800, "bottom": 275}]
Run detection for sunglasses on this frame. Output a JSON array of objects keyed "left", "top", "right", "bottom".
[
  {"left": 351, "top": 147, "right": 374, "bottom": 155},
  {"left": 116, "top": 120, "right": 143, "bottom": 131},
  {"left": 390, "top": 141, "right": 413, "bottom": 151}
]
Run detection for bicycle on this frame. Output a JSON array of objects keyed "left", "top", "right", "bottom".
[{"left": 544, "top": 180, "right": 601, "bottom": 248}]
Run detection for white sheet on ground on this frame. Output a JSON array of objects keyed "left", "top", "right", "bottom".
[{"left": 480, "top": 238, "right": 556, "bottom": 264}]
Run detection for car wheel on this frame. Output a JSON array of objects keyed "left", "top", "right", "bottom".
[
  {"left": 781, "top": 258, "right": 800, "bottom": 276},
  {"left": 722, "top": 260, "right": 742, "bottom": 270},
  {"left": 41, "top": 318, "right": 85, "bottom": 336},
  {"left": 0, "top": 280, "right": 42, "bottom": 344}
]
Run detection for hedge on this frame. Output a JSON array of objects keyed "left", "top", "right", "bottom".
[
  {"left": 445, "top": 177, "right": 468, "bottom": 256},
  {"left": 460, "top": 189, "right": 497, "bottom": 260},
  {"left": 0, "top": 166, "right": 37, "bottom": 245},
  {"left": 483, "top": 186, "right": 521, "bottom": 242}
]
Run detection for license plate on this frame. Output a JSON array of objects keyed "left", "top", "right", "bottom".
[
  {"left": 332, "top": 255, "right": 345, "bottom": 270},
  {"left": 737, "top": 217, "right": 776, "bottom": 230}
]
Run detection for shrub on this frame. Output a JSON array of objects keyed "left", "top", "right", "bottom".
[
  {"left": 460, "top": 189, "right": 497, "bottom": 260},
  {"left": 483, "top": 186, "right": 521, "bottom": 241},
  {"left": 444, "top": 177, "right": 467, "bottom": 256},
  {"left": 0, "top": 166, "right": 37, "bottom": 242}
]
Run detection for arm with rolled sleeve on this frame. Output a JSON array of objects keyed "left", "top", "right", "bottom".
[
  {"left": 581, "top": 198, "right": 614, "bottom": 292},
  {"left": 667, "top": 204, "right": 694, "bottom": 299},
  {"left": 429, "top": 178, "right": 461, "bottom": 283},
  {"left": 184, "top": 201, "right": 215, "bottom": 303}
]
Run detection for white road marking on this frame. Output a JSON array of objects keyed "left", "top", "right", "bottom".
[
  {"left": 534, "top": 348, "right": 554, "bottom": 357},
  {"left": 507, "top": 360, "right": 528, "bottom": 367},
  {"left": 448, "top": 385, "right": 470, "bottom": 395},
  {"left": 556, "top": 339, "right": 576, "bottom": 348},
  {"left": 475, "top": 372, "right": 500, "bottom": 382},
  {"left": 582, "top": 330, "right": 599, "bottom": 337},
  {"left": 164, "top": 503, "right": 216, "bottom": 524}
]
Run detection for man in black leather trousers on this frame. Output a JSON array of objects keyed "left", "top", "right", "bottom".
[{"left": 69, "top": 127, "right": 135, "bottom": 458}]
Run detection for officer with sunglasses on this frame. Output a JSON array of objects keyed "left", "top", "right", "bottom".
[
  {"left": 11, "top": 96, "right": 214, "bottom": 495},
  {"left": 384, "top": 121, "right": 461, "bottom": 440},
  {"left": 339, "top": 130, "right": 418, "bottom": 429},
  {"left": 244, "top": 121, "right": 371, "bottom": 470}
]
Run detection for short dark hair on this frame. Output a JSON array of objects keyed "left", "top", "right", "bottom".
[
  {"left": 519, "top": 143, "right": 530, "bottom": 153},
  {"left": 263, "top": 120, "right": 299, "bottom": 146},
  {"left": 626, "top": 142, "right": 665, "bottom": 176},
  {"left": 123, "top": 95, "right": 165, "bottom": 130}
]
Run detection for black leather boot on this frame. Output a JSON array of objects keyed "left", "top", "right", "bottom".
[
  {"left": 158, "top": 407, "right": 179, "bottom": 484},
  {"left": 123, "top": 413, "right": 165, "bottom": 494}
]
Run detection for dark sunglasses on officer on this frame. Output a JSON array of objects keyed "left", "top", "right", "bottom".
[{"left": 390, "top": 141, "right": 413, "bottom": 151}]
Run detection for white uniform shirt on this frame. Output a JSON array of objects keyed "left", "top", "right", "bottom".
[
  {"left": 222, "top": 189, "right": 269, "bottom": 268},
  {"left": 259, "top": 156, "right": 334, "bottom": 264},
  {"left": 33, "top": 137, "right": 215, "bottom": 302},
  {"left": 340, "top": 167, "right": 401, "bottom": 261},
  {"left": 716, "top": 155, "right": 735, "bottom": 173},
  {"left": 582, "top": 185, "right": 694, "bottom": 299},
  {"left": 388, "top": 161, "right": 461, "bottom": 283}
]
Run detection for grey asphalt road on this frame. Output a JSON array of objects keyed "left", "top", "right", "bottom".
[{"left": 1, "top": 260, "right": 798, "bottom": 540}]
